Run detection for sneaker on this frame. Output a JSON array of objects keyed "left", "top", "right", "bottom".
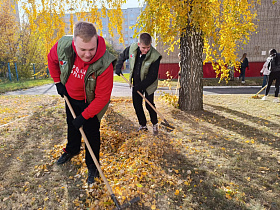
[
  {"left": 137, "top": 125, "right": 148, "bottom": 132},
  {"left": 57, "top": 152, "right": 74, "bottom": 165},
  {"left": 261, "top": 96, "right": 267, "bottom": 100},
  {"left": 153, "top": 124, "right": 159, "bottom": 135},
  {"left": 241, "top": 81, "right": 245, "bottom": 84},
  {"left": 273, "top": 98, "right": 279, "bottom": 103},
  {"left": 88, "top": 168, "right": 99, "bottom": 185}
]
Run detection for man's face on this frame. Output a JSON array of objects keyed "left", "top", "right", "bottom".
[
  {"left": 74, "top": 36, "right": 97, "bottom": 62},
  {"left": 138, "top": 42, "right": 151, "bottom": 55}
]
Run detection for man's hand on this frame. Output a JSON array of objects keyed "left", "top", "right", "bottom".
[
  {"left": 55, "top": 82, "right": 68, "bottom": 97},
  {"left": 115, "top": 69, "right": 122, "bottom": 76},
  {"left": 72, "top": 115, "right": 86, "bottom": 130},
  {"left": 133, "top": 83, "right": 144, "bottom": 93}
]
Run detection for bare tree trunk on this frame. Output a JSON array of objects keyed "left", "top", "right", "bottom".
[
  {"left": 229, "top": 66, "right": 234, "bottom": 81},
  {"left": 178, "top": 27, "right": 203, "bottom": 111}
]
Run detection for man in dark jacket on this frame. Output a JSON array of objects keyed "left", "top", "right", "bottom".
[
  {"left": 115, "top": 33, "right": 162, "bottom": 135},
  {"left": 262, "top": 49, "right": 280, "bottom": 103},
  {"left": 48, "top": 21, "right": 116, "bottom": 184}
]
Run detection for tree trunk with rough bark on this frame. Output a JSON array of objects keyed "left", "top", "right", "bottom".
[{"left": 178, "top": 27, "right": 203, "bottom": 111}]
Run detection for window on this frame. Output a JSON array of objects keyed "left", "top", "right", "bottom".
[
  {"left": 125, "top": 41, "right": 128, "bottom": 44},
  {"left": 124, "top": 15, "right": 127, "bottom": 18},
  {"left": 125, "top": 28, "right": 128, "bottom": 31},
  {"left": 130, "top": 20, "right": 134, "bottom": 25},
  {"left": 125, "top": 21, "right": 128, "bottom": 25},
  {"left": 125, "top": 34, "right": 128, "bottom": 38},
  {"left": 130, "top": 13, "right": 134, "bottom": 18}
]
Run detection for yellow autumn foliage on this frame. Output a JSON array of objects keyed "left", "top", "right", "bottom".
[
  {"left": 19, "top": 0, "right": 124, "bottom": 65},
  {"left": 135, "top": 0, "right": 260, "bottom": 80}
]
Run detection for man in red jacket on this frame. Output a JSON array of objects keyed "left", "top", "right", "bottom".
[{"left": 48, "top": 21, "right": 116, "bottom": 184}]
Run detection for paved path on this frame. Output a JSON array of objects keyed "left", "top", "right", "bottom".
[{"left": 3, "top": 82, "right": 275, "bottom": 96}]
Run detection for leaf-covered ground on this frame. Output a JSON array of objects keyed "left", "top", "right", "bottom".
[{"left": 0, "top": 94, "right": 279, "bottom": 210}]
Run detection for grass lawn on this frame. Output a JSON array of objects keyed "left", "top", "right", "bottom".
[
  {"left": 0, "top": 78, "right": 53, "bottom": 94},
  {"left": 0, "top": 94, "right": 279, "bottom": 209}
]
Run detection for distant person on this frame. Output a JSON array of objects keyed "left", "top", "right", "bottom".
[
  {"left": 238, "top": 53, "right": 249, "bottom": 83},
  {"left": 260, "top": 56, "right": 272, "bottom": 87},
  {"left": 48, "top": 21, "right": 116, "bottom": 184},
  {"left": 115, "top": 32, "right": 162, "bottom": 135},
  {"left": 262, "top": 49, "right": 280, "bottom": 103}
]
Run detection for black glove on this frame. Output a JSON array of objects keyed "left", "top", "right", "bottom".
[
  {"left": 115, "top": 69, "right": 122, "bottom": 76},
  {"left": 133, "top": 83, "right": 144, "bottom": 93},
  {"left": 260, "top": 72, "right": 263, "bottom": 76},
  {"left": 72, "top": 114, "right": 86, "bottom": 130},
  {"left": 55, "top": 82, "right": 68, "bottom": 97}
]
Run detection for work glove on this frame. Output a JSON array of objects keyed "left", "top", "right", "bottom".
[
  {"left": 115, "top": 69, "right": 122, "bottom": 76},
  {"left": 72, "top": 114, "right": 86, "bottom": 130},
  {"left": 133, "top": 83, "right": 144, "bottom": 94},
  {"left": 55, "top": 82, "right": 68, "bottom": 98}
]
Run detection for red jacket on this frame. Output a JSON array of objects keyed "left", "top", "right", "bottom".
[{"left": 48, "top": 36, "right": 113, "bottom": 120}]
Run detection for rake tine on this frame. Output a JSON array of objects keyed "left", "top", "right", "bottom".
[
  {"left": 161, "top": 119, "right": 175, "bottom": 130},
  {"left": 113, "top": 196, "right": 141, "bottom": 210}
]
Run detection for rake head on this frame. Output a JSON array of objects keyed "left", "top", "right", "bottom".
[
  {"left": 112, "top": 194, "right": 140, "bottom": 210},
  {"left": 160, "top": 119, "right": 175, "bottom": 131},
  {"left": 251, "top": 95, "right": 261, "bottom": 99}
]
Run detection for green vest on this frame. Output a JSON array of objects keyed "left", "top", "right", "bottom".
[
  {"left": 128, "top": 43, "right": 162, "bottom": 95},
  {"left": 57, "top": 35, "right": 117, "bottom": 121}
]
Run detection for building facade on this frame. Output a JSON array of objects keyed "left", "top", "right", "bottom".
[{"left": 157, "top": 1, "right": 280, "bottom": 79}]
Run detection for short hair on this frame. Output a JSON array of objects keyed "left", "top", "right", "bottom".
[
  {"left": 138, "top": 33, "right": 152, "bottom": 46},
  {"left": 73, "top": 21, "right": 97, "bottom": 42},
  {"left": 269, "top": 49, "right": 277, "bottom": 56}
]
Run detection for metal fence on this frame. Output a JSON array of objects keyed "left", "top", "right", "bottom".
[{"left": 0, "top": 62, "right": 50, "bottom": 82}]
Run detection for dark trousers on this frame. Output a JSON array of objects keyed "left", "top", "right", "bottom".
[
  {"left": 239, "top": 67, "right": 246, "bottom": 81},
  {"left": 65, "top": 96, "right": 100, "bottom": 170},
  {"left": 265, "top": 71, "right": 280, "bottom": 97},
  {"left": 132, "top": 90, "right": 158, "bottom": 126}
]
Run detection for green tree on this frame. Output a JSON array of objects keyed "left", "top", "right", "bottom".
[
  {"left": 135, "top": 0, "right": 260, "bottom": 111},
  {"left": 0, "top": 0, "right": 19, "bottom": 63}
]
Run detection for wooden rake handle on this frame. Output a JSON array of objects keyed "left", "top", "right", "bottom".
[
  {"left": 120, "top": 74, "right": 166, "bottom": 121},
  {"left": 63, "top": 96, "right": 114, "bottom": 195},
  {"left": 255, "top": 84, "right": 267, "bottom": 96}
]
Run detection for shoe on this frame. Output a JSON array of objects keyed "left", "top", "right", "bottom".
[
  {"left": 153, "top": 124, "right": 159, "bottom": 135},
  {"left": 273, "top": 98, "right": 279, "bottom": 103},
  {"left": 57, "top": 152, "right": 74, "bottom": 165},
  {"left": 261, "top": 96, "right": 267, "bottom": 100},
  {"left": 88, "top": 168, "right": 99, "bottom": 185},
  {"left": 237, "top": 77, "right": 239, "bottom": 81},
  {"left": 137, "top": 125, "right": 148, "bottom": 132},
  {"left": 241, "top": 81, "right": 245, "bottom": 84}
]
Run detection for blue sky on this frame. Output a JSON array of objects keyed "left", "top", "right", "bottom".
[{"left": 121, "top": 0, "right": 144, "bottom": 9}]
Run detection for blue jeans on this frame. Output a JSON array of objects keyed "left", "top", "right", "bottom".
[{"left": 262, "top": 75, "right": 268, "bottom": 88}]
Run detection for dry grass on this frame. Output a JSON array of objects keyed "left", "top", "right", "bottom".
[{"left": 0, "top": 94, "right": 279, "bottom": 209}]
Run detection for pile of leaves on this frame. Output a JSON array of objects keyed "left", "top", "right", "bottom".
[{"left": 0, "top": 95, "right": 279, "bottom": 210}]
